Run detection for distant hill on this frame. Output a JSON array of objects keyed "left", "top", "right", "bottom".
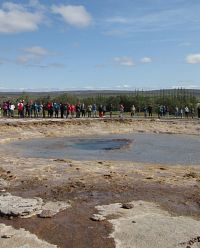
[{"left": 0, "top": 89, "right": 200, "bottom": 99}]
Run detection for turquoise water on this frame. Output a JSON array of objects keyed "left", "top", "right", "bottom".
[{"left": 3, "top": 133, "right": 200, "bottom": 165}]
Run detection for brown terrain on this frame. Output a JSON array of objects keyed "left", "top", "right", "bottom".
[{"left": 0, "top": 117, "right": 200, "bottom": 248}]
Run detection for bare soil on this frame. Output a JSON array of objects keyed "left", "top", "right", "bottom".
[{"left": 0, "top": 118, "right": 200, "bottom": 248}]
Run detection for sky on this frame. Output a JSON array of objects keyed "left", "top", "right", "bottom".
[{"left": 0, "top": 0, "right": 200, "bottom": 91}]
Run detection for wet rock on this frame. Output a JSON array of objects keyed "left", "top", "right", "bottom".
[
  {"left": 40, "top": 201, "right": 70, "bottom": 217},
  {"left": 0, "top": 193, "right": 43, "bottom": 217},
  {"left": 90, "top": 214, "right": 106, "bottom": 221},
  {"left": 122, "top": 203, "right": 134, "bottom": 209},
  {"left": 0, "top": 193, "right": 70, "bottom": 218}
]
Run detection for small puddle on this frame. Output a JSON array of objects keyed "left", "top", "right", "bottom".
[{"left": 1, "top": 133, "right": 200, "bottom": 165}]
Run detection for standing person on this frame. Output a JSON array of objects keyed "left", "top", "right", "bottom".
[
  {"left": 158, "top": 105, "right": 163, "bottom": 118},
  {"left": 197, "top": 103, "right": 200, "bottom": 118},
  {"left": 163, "top": 105, "right": 166, "bottom": 116},
  {"left": 175, "top": 106, "right": 179, "bottom": 118},
  {"left": 70, "top": 104, "right": 75, "bottom": 118},
  {"left": 148, "top": 105, "right": 153, "bottom": 117},
  {"left": 42, "top": 103, "right": 46, "bottom": 118},
  {"left": 9, "top": 103, "right": 15, "bottom": 117},
  {"left": 18, "top": 101, "right": 24, "bottom": 118},
  {"left": 60, "top": 103, "right": 65, "bottom": 118},
  {"left": 25, "top": 102, "right": 30, "bottom": 117},
  {"left": 2, "top": 102, "right": 8, "bottom": 117},
  {"left": 92, "top": 104, "right": 97, "bottom": 118},
  {"left": 130, "top": 104, "right": 136, "bottom": 117},
  {"left": 66, "top": 103, "right": 70, "bottom": 118},
  {"left": 165, "top": 106, "right": 169, "bottom": 117},
  {"left": 184, "top": 106, "right": 189, "bottom": 118},
  {"left": 75, "top": 103, "right": 81, "bottom": 118},
  {"left": 191, "top": 107, "right": 195, "bottom": 119},
  {"left": 38, "top": 103, "right": 43, "bottom": 118},
  {"left": 63, "top": 104, "right": 67, "bottom": 118},
  {"left": 47, "top": 102, "right": 51, "bottom": 118},
  {"left": 180, "top": 108, "right": 183, "bottom": 118},
  {"left": 29, "top": 101, "right": 34, "bottom": 118},
  {"left": 7, "top": 101, "right": 11, "bottom": 117},
  {"left": 119, "top": 104, "right": 124, "bottom": 118},
  {"left": 98, "top": 104, "right": 103, "bottom": 118},
  {"left": 87, "top": 104, "right": 92, "bottom": 118},
  {"left": 102, "top": 105, "right": 106, "bottom": 117},
  {"left": 34, "top": 102, "right": 38, "bottom": 118},
  {"left": 81, "top": 103, "right": 86, "bottom": 117},
  {"left": 144, "top": 106, "right": 147, "bottom": 118},
  {"left": 108, "top": 103, "right": 113, "bottom": 118},
  {"left": 54, "top": 103, "right": 59, "bottom": 118}
]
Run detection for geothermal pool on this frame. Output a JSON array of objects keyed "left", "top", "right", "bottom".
[{"left": 3, "top": 133, "right": 200, "bottom": 165}]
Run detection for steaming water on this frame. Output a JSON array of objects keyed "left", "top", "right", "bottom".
[{"left": 3, "top": 133, "right": 200, "bottom": 165}]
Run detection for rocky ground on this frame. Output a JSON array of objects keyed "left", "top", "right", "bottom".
[{"left": 0, "top": 117, "right": 200, "bottom": 248}]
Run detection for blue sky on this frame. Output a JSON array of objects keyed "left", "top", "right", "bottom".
[{"left": 0, "top": 0, "right": 200, "bottom": 91}]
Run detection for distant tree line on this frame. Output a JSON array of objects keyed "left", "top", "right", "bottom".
[
  {"left": 37, "top": 89, "right": 199, "bottom": 114},
  {"left": 1, "top": 88, "right": 199, "bottom": 114}
]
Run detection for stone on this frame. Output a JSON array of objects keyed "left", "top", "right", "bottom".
[
  {"left": 38, "top": 201, "right": 70, "bottom": 218},
  {"left": 38, "top": 210, "right": 56, "bottom": 218},
  {"left": 0, "top": 193, "right": 71, "bottom": 218},
  {"left": 122, "top": 203, "right": 134, "bottom": 209},
  {"left": 0, "top": 193, "right": 43, "bottom": 217},
  {"left": 90, "top": 214, "right": 106, "bottom": 221},
  {"left": 145, "top": 177, "right": 153, "bottom": 180},
  {"left": 1, "top": 234, "right": 12, "bottom": 238}
]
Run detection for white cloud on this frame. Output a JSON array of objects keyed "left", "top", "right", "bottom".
[
  {"left": 186, "top": 54, "right": 200, "bottom": 64},
  {"left": 114, "top": 56, "right": 134, "bottom": 67},
  {"left": 51, "top": 5, "right": 92, "bottom": 28},
  {"left": 22, "top": 46, "right": 50, "bottom": 56},
  {"left": 178, "top": 42, "right": 191, "bottom": 47},
  {"left": 103, "top": 4, "right": 200, "bottom": 36},
  {"left": 28, "top": 0, "right": 45, "bottom": 10},
  {"left": 172, "top": 84, "right": 200, "bottom": 89},
  {"left": 106, "top": 17, "right": 129, "bottom": 24},
  {"left": 17, "top": 55, "right": 32, "bottom": 64},
  {"left": 72, "top": 42, "right": 80, "bottom": 48},
  {"left": 47, "top": 63, "right": 65, "bottom": 68},
  {"left": 0, "top": 2, "right": 44, "bottom": 34},
  {"left": 116, "top": 84, "right": 131, "bottom": 89},
  {"left": 103, "top": 29, "right": 127, "bottom": 37},
  {"left": 140, "top": 57, "right": 152, "bottom": 63},
  {"left": 17, "top": 46, "right": 50, "bottom": 64},
  {"left": 95, "top": 64, "right": 106, "bottom": 68}
]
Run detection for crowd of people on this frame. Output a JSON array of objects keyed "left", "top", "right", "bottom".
[
  {"left": 0, "top": 100, "right": 199, "bottom": 119},
  {"left": 0, "top": 101, "right": 117, "bottom": 119}
]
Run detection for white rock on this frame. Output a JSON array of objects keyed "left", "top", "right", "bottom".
[{"left": 90, "top": 214, "right": 106, "bottom": 221}]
